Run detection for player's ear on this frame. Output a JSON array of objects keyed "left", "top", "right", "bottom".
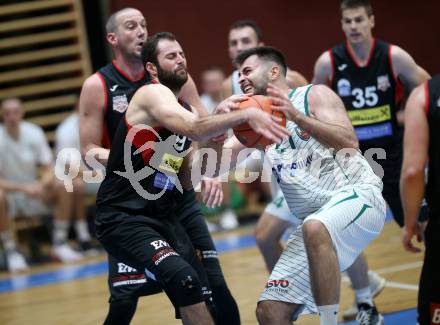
[
  {"left": 146, "top": 62, "right": 157, "bottom": 78},
  {"left": 106, "top": 32, "right": 117, "bottom": 46},
  {"left": 269, "top": 66, "right": 280, "bottom": 81},
  {"left": 370, "top": 14, "right": 375, "bottom": 29}
]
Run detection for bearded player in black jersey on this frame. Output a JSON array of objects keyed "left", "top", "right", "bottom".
[
  {"left": 93, "top": 32, "right": 288, "bottom": 324},
  {"left": 401, "top": 75, "right": 440, "bottom": 325},
  {"left": 79, "top": 8, "right": 241, "bottom": 325},
  {"left": 312, "top": 0, "right": 430, "bottom": 323}
]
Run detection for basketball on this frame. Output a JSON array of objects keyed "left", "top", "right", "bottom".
[{"left": 233, "top": 95, "right": 286, "bottom": 149}]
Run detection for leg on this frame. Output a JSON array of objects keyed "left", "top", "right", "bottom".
[
  {"left": 346, "top": 253, "right": 369, "bottom": 290},
  {"left": 302, "top": 219, "right": 340, "bottom": 305},
  {"left": 104, "top": 296, "right": 139, "bottom": 325},
  {"left": 176, "top": 191, "right": 240, "bottom": 324},
  {"left": 255, "top": 211, "right": 291, "bottom": 272},
  {"left": 104, "top": 254, "right": 162, "bottom": 324},
  {"left": 256, "top": 300, "right": 299, "bottom": 325},
  {"left": 97, "top": 216, "right": 213, "bottom": 323},
  {"left": 180, "top": 301, "right": 214, "bottom": 325},
  {"left": 0, "top": 190, "right": 28, "bottom": 272}
]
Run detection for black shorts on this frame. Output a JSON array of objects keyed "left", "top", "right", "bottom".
[
  {"left": 418, "top": 217, "right": 440, "bottom": 325},
  {"left": 105, "top": 190, "right": 225, "bottom": 301},
  {"left": 97, "top": 207, "right": 211, "bottom": 308}
]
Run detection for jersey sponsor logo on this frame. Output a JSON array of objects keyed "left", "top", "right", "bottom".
[
  {"left": 117, "top": 262, "right": 138, "bottom": 273},
  {"left": 153, "top": 172, "right": 176, "bottom": 190},
  {"left": 110, "top": 84, "right": 119, "bottom": 92},
  {"left": 337, "top": 64, "right": 348, "bottom": 71},
  {"left": 347, "top": 105, "right": 391, "bottom": 126},
  {"left": 152, "top": 248, "right": 179, "bottom": 265},
  {"left": 294, "top": 126, "right": 310, "bottom": 141},
  {"left": 430, "top": 303, "right": 440, "bottom": 324},
  {"left": 337, "top": 79, "right": 351, "bottom": 97},
  {"left": 159, "top": 153, "right": 184, "bottom": 174},
  {"left": 377, "top": 74, "right": 391, "bottom": 92},
  {"left": 354, "top": 122, "right": 393, "bottom": 140},
  {"left": 150, "top": 239, "right": 170, "bottom": 250},
  {"left": 266, "top": 279, "right": 289, "bottom": 288},
  {"left": 112, "top": 94, "right": 128, "bottom": 113}
]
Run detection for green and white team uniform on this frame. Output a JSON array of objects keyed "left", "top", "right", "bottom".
[
  {"left": 232, "top": 70, "right": 299, "bottom": 225},
  {"left": 259, "top": 85, "right": 386, "bottom": 319}
]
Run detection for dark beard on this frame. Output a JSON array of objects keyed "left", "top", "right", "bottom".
[{"left": 157, "top": 65, "right": 188, "bottom": 92}]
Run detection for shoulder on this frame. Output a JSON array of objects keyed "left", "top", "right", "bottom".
[
  {"left": 308, "top": 84, "right": 340, "bottom": 107},
  {"left": 82, "top": 73, "right": 106, "bottom": 92},
  {"left": 312, "top": 51, "right": 333, "bottom": 84},
  {"left": 21, "top": 121, "right": 46, "bottom": 139}
]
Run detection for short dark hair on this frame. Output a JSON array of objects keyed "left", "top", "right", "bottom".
[
  {"left": 106, "top": 7, "right": 139, "bottom": 33},
  {"left": 141, "top": 32, "right": 176, "bottom": 67},
  {"left": 234, "top": 46, "right": 287, "bottom": 77},
  {"left": 229, "top": 19, "right": 263, "bottom": 42},
  {"left": 340, "top": 0, "right": 373, "bottom": 16}
]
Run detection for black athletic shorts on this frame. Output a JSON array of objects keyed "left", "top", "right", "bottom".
[
  {"left": 97, "top": 207, "right": 211, "bottom": 308},
  {"left": 105, "top": 190, "right": 224, "bottom": 301}
]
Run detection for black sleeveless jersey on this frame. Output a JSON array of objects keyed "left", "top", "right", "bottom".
[
  {"left": 96, "top": 61, "right": 150, "bottom": 148},
  {"left": 96, "top": 99, "right": 193, "bottom": 220},
  {"left": 425, "top": 75, "right": 440, "bottom": 215},
  {"left": 330, "top": 39, "right": 404, "bottom": 151}
]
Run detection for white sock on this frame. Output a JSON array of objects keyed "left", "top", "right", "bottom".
[
  {"left": 53, "top": 220, "right": 69, "bottom": 246},
  {"left": 355, "top": 286, "right": 373, "bottom": 305},
  {"left": 75, "top": 220, "right": 91, "bottom": 242},
  {"left": 0, "top": 231, "right": 17, "bottom": 252},
  {"left": 317, "top": 304, "right": 339, "bottom": 325}
]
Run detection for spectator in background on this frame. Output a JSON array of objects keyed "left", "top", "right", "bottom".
[
  {"left": 0, "top": 98, "right": 83, "bottom": 273},
  {"left": 200, "top": 66, "right": 225, "bottom": 114},
  {"left": 55, "top": 102, "right": 100, "bottom": 255}
]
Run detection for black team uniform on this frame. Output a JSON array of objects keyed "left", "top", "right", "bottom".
[
  {"left": 95, "top": 61, "right": 239, "bottom": 324},
  {"left": 418, "top": 75, "right": 440, "bottom": 325}
]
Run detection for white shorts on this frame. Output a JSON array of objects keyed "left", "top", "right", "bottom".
[
  {"left": 259, "top": 184, "right": 386, "bottom": 319},
  {"left": 264, "top": 189, "right": 300, "bottom": 227},
  {"left": 6, "top": 192, "right": 52, "bottom": 219}
]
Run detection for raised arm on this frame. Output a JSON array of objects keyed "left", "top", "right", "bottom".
[
  {"left": 391, "top": 46, "right": 430, "bottom": 91},
  {"left": 133, "top": 84, "right": 289, "bottom": 143},
  {"left": 400, "top": 83, "right": 428, "bottom": 253},
  {"left": 79, "top": 74, "right": 109, "bottom": 163},
  {"left": 312, "top": 51, "right": 332, "bottom": 85}
]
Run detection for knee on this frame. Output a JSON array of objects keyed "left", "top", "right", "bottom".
[
  {"left": 302, "top": 220, "right": 329, "bottom": 249},
  {"left": 255, "top": 225, "right": 272, "bottom": 248},
  {"left": 166, "top": 266, "right": 205, "bottom": 308}
]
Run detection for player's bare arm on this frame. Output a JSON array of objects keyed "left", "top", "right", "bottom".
[
  {"left": 269, "top": 83, "right": 358, "bottom": 150},
  {"left": 287, "top": 69, "right": 308, "bottom": 88},
  {"left": 391, "top": 46, "right": 430, "bottom": 90},
  {"left": 131, "top": 83, "right": 289, "bottom": 143},
  {"left": 79, "top": 74, "right": 110, "bottom": 162},
  {"left": 400, "top": 83, "right": 428, "bottom": 253},
  {"left": 312, "top": 51, "right": 332, "bottom": 85}
]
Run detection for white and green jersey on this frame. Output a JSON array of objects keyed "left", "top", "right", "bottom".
[{"left": 265, "top": 85, "right": 383, "bottom": 221}]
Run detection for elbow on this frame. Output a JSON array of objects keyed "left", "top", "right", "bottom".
[{"left": 401, "top": 166, "right": 424, "bottom": 183}]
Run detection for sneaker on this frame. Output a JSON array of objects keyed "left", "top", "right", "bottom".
[
  {"left": 356, "top": 303, "right": 384, "bottom": 325},
  {"left": 52, "top": 243, "right": 83, "bottom": 263},
  {"left": 6, "top": 251, "right": 29, "bottom": 273},
  {"left": 343, "top": 271, "right": 386, "bottom": 320},
  {"left": 219, "top": 209, "right": 239, "bottom": 230}
]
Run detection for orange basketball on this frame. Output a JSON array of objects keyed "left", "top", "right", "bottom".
[{"left": 233, "top": 95, "right": 286, "bottom": 150}]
